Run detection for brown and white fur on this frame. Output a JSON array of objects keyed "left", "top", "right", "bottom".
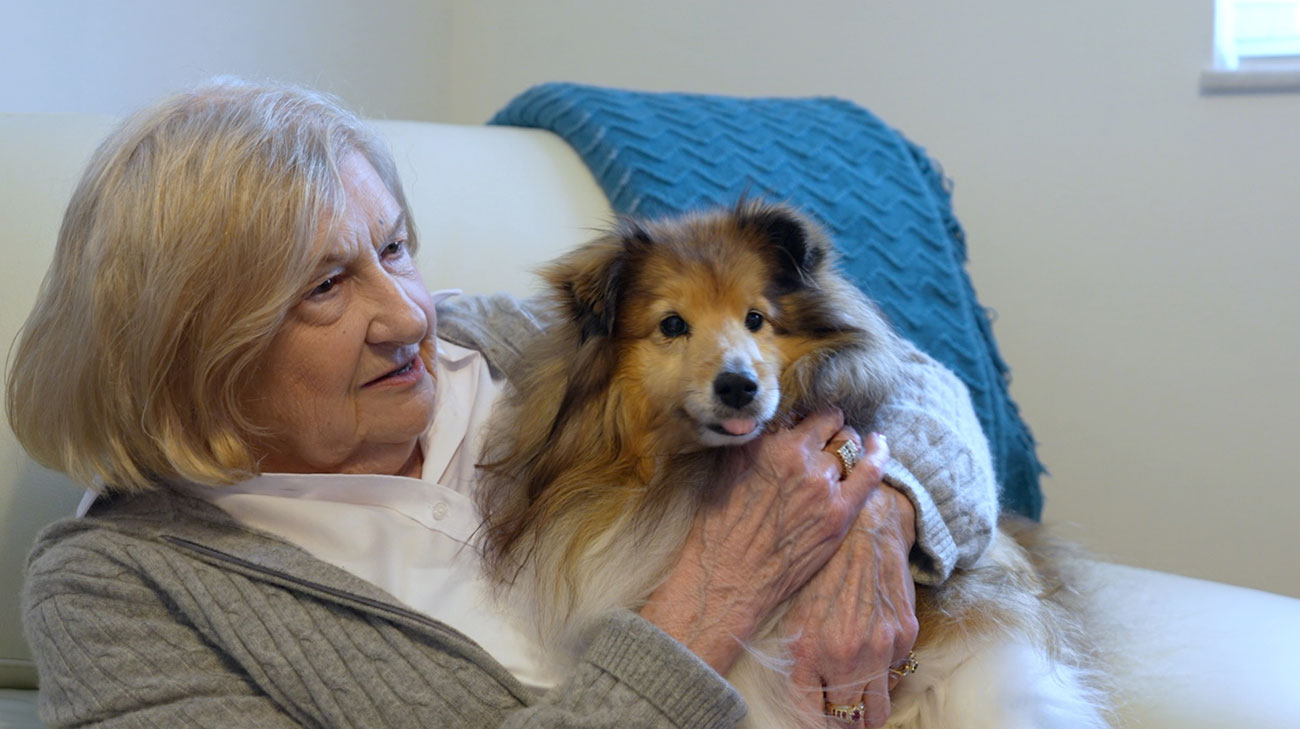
[{"left": 477, "top": 202, "right": 1110, "bottom": 728}]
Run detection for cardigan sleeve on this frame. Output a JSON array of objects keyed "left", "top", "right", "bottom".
[
  {"left": 875, "top": 340, "right": 998, "bottom": 584},
  {"left": 23, "top": 526, "right": 314, "bottom": 729},
  {"left": 437, "top": 293, "right": 998, "bottom": 586},
  {"left": 436, "top": 293, "right": 552, "bottom": 381},
  {"left": 505, "top": 611, "right": 747, "bottom": 729},
  {"left": 23, "top": 514, "right": 744, "bottom": 729}
]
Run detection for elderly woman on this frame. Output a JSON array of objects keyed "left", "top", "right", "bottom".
[{"left": 9, "top": 79, "right": 996, "bottom": 729}]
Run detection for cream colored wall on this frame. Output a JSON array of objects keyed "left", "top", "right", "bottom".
[
  {"left": 3, "top": 0, "right": 1296, "bottom": 597},
  {"left": 0, "top": 0, "right": 452, "bottom": 120}
]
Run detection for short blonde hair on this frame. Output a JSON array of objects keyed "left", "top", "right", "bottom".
[{"left": 6, "top": 77, "right": 418, "bottom": 492}]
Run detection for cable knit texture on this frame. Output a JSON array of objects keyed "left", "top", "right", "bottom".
[
  {"left": 23, "top": 489, "right": 746, "bottom": 729},
  {"left": 488, "top": 82, "right": 1043, "bottom": 518}
]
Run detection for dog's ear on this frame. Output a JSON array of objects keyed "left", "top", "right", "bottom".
[
  {"left": 545, "top": 220, "right": 651, "bottom": 341},
  {"left": 737, "top": 203, "right": 828, "bottom": 293}
]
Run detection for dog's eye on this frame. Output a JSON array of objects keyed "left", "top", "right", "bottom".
[
  {"left": 744, "top": 311, "right": 764, "bottom": 332},
  {"left": 660, "top": 315, "right": 689, "bottom": 338}
]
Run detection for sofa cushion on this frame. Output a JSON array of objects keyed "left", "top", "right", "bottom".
[
  {"left": 490, "top": 83, "right": 1044, "bottom": 518},
  {"left": 1077, "top": 561, "right": 1300, "bottom": 728},
  {"left": 0, "top": 689, "right": 40, "bottom": 729}
]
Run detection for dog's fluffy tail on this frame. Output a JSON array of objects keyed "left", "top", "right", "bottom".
[{"left": 1002, "top": 518, "right": 1118, "bottom": 727}]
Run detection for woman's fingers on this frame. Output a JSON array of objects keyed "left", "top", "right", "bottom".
[
  {"left": 788, "top": 659, "right": 834, "bottom": 728},
  {"left": 825, "top": 424, "right": 865, "bottom": 475},
  {"left": 652, "top": 411, "right": 897, "bottom": 675},
  {"left": 797, "top": 407, "right": 847, "bottom": 444},
  {"left": 834, "top": 431, "right": 889, "bottom": 511},
  {"left": 859, "top": 673, "right": 891, "bottom": 728},
  {"left": 823, "top": 682, "right": 869, "bottom": 729}
]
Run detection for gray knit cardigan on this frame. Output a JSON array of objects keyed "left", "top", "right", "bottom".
[{"left": 22, "top": 295, "right": 997, "bottom": 728}]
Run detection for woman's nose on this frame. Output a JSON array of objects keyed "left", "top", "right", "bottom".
[{"left": 367, "top": 274, "right": 429, "bottom": 346}]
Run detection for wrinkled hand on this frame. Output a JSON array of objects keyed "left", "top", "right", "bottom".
[
  {"left": 784, "top": 469, "right": 918, "bottom": 729},
  {"left": 640, "top": 409, "right": 880, "bottom": 674}
]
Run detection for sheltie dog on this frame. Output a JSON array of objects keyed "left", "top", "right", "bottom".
[{"left": 476, "top": 202, "right": 1110, "bottom": 728}]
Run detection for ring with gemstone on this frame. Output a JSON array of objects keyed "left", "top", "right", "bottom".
[
  {"left": 889, "top": 651, "right": 919, "bottom": 678},
  {"left": 824, "top": 699, "right": 865, "bottom": 723},
  {"left": 833, "top": 439, "right": 862, "bottom": 479}
]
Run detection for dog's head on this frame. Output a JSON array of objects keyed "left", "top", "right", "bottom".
[{"left": 545, "top": 201, "right": 855, "bottom": 450}]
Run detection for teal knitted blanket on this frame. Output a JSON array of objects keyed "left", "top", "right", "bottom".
[{"left": 490, "top": 83, "right": 1043, "bottom": 519}]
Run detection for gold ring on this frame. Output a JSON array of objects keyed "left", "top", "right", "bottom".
[
  {"left": 834, "top": 440, "right": 862, "bottom": 479},
  {"left": 823, "top": 700, "right": 865, "bottom": 723},
  {"left": 889, "top": 651, "right": 919, "bottom": 678}
]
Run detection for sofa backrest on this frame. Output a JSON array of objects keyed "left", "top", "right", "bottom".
[{"left": 0, "top": 114, "right": 612, "bottom": 688}]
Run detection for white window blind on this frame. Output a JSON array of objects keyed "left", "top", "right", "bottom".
[
  {"left": 1218, "top": 0, "right": 1300, "bottom": 66},
  {"left": 1203, "top": 0, "right": 1300, "bottom": 92}
]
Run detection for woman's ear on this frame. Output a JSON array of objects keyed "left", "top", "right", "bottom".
[{"left": 544, "top": 219, "right": 651, "bottom": 342}]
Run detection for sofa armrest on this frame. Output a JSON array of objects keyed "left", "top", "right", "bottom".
[
  {"left": 1079, "top": 561, "right": 1300, "bottom": 728},
  {"left": 0, "top": 688, "right": 40, "bottom": 729}
]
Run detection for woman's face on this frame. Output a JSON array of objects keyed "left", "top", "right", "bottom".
[{"left": 249, "top": 150, "right": 437, "bottom": 476}]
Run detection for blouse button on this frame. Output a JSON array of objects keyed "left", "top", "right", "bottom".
[{"left": 431, "top": 501, "right": 450, "bottom": 520}]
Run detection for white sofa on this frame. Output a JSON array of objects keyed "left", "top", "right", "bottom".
[{"left": 2, "top": 113, "right": 1299, "bottom": 729}]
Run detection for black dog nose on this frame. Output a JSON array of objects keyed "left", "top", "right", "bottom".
[{"left": 713, "top": 372, "right": 758, "bottom": 409}]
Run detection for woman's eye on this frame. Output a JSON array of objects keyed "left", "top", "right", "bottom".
[
  {"left": 382, "top": 239, "right": 406, "bottom": 257},
  {"left": 745, "top": 310, "right": 764, "bottom": 332},
  {"left": 660, "top": 314, "right": 689, "bottom": 338},
  {"left": 310, "top": 276, "right": 339, "bottom": 297}
]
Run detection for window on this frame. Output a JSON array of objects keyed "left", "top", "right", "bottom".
[{"left": 1203, "top": 0, "right": 1300, "bottom": 92}]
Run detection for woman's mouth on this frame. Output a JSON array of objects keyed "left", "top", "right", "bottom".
[{"left": 365, "top": 357, "right": 425, "bottom": 387}]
